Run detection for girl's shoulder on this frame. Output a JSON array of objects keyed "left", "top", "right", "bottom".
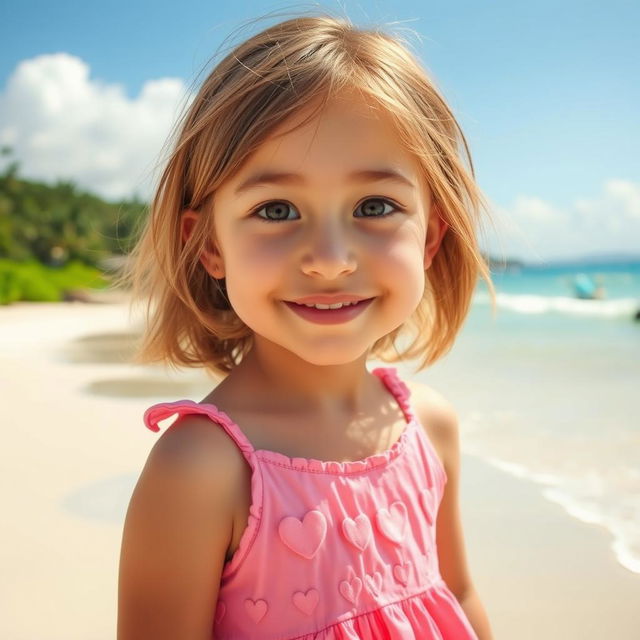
[
  {"left": 141, "top": 411, "right": 250, "bottom": 520},
  {"left": 404, "top": 379, "right": 460, "bottom": 473},
  {"left": 149, "top": 411, "right": 248, "bottom": 484}
]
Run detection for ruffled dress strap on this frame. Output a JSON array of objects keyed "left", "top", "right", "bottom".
[
  {"left": 144, "top": 398, "right": 256, "bottom": 455},
  {"left": 143, "top": 398, "right": 263, "bottom": 578},
  {"left": 373, "top": 366, "right": 447, "bottom": 491},
  {"left": 370, "top": 366, "right": 416, "bottom": 424}
]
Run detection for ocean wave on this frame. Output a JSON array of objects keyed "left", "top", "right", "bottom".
[
  {"left": 473, "top": 292, "right": 639, "bottom": 318},
  {"left": 468, "top": 450, "right": 640, "bottom": 576}
]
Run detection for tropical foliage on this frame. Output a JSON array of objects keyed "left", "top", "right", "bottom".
[{"left": 0, "top": 148, "right": 146, "bottom": 304}]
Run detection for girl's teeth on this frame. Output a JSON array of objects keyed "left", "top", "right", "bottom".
[{"left": 302, "top": 301, "right": 358, "bottom": 309}]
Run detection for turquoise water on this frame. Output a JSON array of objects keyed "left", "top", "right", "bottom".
[
  {"left": 487, "top": 260, "right": 640, "bottom": 299},
  {"left": 399, "top": 259, "right": 640, "bottom": 576}
]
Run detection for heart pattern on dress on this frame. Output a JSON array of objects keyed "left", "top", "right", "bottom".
[
  {"left": 244, "top": 598, "right": 268, "bottom": 623},
  {"left": 375, "top": 501, "right": 408, "bottom": 543},
  {"left": 278, "top": 509, "right": 327, "bottom": 559},
  {"left": 338, "top": 576, "right": 362, "bottom": 604},
  {"left": 292, "top": 588, "right": 319, "bottom": 615},
  {"left": 420, "top": 489, "right": 436, "bottom": 526},
  {"left": 342, "top": 513, "right": 372, "bottom": 551},
  {"left": 364, "top": 571, "right": 383, "bottom": 596},
  {"left": 393, "top": 560, "right": 411, "bottom": 586}
]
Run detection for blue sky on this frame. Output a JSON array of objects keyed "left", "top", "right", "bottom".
[{"left": 1, "top": 0, "right": 638, "bottom": 262}]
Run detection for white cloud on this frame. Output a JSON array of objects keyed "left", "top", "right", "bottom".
[
  {"left": 0, "top": 53, "right": 190, "bottom": 200},
  {"left": 484, "top": 180, "right": 640, "bottom": 263}
]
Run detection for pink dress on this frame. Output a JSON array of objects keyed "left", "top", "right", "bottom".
[{"left": 144, "top": 366, "right": 478, "bottom": 639}]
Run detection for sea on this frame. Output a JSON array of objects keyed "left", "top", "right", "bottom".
[{"left": 394, "top": 258, "right": 640, "bottom": 576}]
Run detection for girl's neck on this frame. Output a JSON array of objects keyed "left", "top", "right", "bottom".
[{"left": 216, "top": 341, "right": 378, "bottom": 418}]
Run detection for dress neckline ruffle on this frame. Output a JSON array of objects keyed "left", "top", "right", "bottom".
[{"left": 143, "top": 366, "right": 417, "bottom": 475}]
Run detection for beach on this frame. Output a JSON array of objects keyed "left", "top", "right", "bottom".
[
  {"left": 1, "top": 297, "right": 639, "bottom": 639},
  {"left": 462, "top": 455, "right": 640, "bottom": 638}
]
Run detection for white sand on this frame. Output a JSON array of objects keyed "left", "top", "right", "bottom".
[{"left": 0, "top": 301, "right": 638, "bottom": 639}]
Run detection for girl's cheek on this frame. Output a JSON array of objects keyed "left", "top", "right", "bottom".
[
  {"left": 222, "top": 233, "right": 296, "bottom": 288},
  {"left": 380, "top": 226, "right": 426, "bottom": 265},
  {"left": 241, "top": 233, "right": 295, "bottom": 269}
]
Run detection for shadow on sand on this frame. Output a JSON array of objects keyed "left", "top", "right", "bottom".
[
  {"left": 60, "top": 473, "right": 138, "bottom": 524},
  {"left": 57, "top": 331, "right": 141, "bottom": 365},
  {"left": 84, "top": 376, "right": 210, "bottom": 399}
]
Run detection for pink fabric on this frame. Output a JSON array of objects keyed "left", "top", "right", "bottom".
[{"left": 144, "top": 367, "right": 478, "bottom": 640}]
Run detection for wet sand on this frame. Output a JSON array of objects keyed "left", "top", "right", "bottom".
[{"left": 0, "top": 301, "right": 638, "bottom": 639}]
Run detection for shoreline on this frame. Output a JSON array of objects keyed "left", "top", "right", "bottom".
[
  {"left": 461, "top": 454, "right": 640, "bottom": 639},
  {"left": 474, "top": 453, "right": 640, "bottom": 577}
]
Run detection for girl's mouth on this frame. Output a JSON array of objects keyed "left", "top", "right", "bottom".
[{"left": 283, "top": 298, "right": 375, "bottom": 324}]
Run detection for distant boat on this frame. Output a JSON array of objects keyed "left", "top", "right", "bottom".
[{"left": 573, "top": 273, "right": 606, "bottom": 300}]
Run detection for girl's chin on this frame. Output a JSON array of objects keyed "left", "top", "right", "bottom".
[{"left": 271, "top": 342, "right": 375, "bottom": 366}]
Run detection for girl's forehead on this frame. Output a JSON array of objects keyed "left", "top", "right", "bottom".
[{"left": 237, "top": 92, "right": 420, "bottom": 181}]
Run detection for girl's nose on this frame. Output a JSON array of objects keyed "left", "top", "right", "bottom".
[{"left": 299, "top": 222, "right": 357, "bottom": 279}]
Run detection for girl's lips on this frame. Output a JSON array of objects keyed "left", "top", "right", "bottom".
[{"left": 283, "top": 298, "right": 375, "bottom": 325}]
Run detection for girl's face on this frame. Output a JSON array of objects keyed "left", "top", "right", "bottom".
[{"left": 189, "top": 89, "right": 447, "bottom": 366}]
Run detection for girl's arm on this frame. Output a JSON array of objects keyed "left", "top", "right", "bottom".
[
  {"left": 456, "top": 588, "right": 494, "bottom": 640},
  {"left": 117, "top": 416, "right": 241, "bottom": 640},
  {"left": 411, "top": 383, "right": 495, "bottom": 640}
]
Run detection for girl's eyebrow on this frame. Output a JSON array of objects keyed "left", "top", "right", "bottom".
[{"left": 233, "top": 168, "right": 416, "bottom": 195}]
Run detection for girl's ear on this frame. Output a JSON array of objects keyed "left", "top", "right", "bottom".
[
  {"left": 180, "top": 209, "right": 225, "bottom": 279},
  {"left": 424, "top": 204, "right": 449, "bottom": 270}
]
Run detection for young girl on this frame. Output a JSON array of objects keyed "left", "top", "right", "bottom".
[{"left": 117, "top": 11, "right": 497, "bottom": 640}]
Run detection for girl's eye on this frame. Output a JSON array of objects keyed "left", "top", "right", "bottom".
[
  {"left": 251, "top": 197, "right": 401, "bottom": 223},
  {"left": 354, "top": 198, "right": 400, "bottom": 218},
  {"left": 253, "top": 201, "right": 299, "bottom": 222}
]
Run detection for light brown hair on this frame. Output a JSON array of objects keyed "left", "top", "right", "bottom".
[{"left": 114, "top": 9, "right": 499, "bottom": 378}]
